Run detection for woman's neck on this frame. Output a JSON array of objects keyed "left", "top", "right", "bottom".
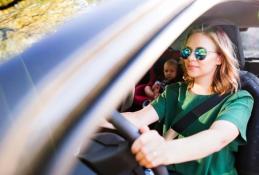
[{"left": 191, "top": 78, "right": 213, "bottom": 95}]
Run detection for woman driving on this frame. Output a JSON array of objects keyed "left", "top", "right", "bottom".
[{"left": 121, "top": 25, "right": 254, "bottom": 175}]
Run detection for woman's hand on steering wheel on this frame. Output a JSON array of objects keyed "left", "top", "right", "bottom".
[
  {"left": 110, "top": 111, "right": 169, "bottom": 175},
  {"left": 131, "top": 126, "right": 169, "bottom": 169}
]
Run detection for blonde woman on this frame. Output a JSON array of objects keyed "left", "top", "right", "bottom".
[{"left": 121, "top": 26, "right": 254, "bottom": 175}]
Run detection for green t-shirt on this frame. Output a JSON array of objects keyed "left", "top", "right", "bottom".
[{"left": 151, "top": 82, "right": 254, "bottom": 175}]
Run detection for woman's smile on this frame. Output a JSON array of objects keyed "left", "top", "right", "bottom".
[{"left": 186, "top": 64, "right": 199, "bottom": 71}]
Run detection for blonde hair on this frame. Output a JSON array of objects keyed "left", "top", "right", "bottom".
[{"left": 183, "top": 26, "right": 240, "bottom": 94}]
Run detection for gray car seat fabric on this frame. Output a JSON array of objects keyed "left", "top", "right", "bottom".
[{"left": 237, "top": 71, "right": 259, "bottom": 175}]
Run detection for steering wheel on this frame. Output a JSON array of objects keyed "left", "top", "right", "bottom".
[{"left": 109, "top": 110, "right": 169, "bottom": 175}]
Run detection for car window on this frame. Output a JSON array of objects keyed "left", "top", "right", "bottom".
[
  {"left": 0, "top": 0, "right": 104, "bottom": 62},
  {"left": 240, "top": 27, "right": 259, "bottom": 58}
]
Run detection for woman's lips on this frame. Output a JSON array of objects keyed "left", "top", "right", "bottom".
[{"left": 187, "top": 65, "right": 199, "bottom": 70}]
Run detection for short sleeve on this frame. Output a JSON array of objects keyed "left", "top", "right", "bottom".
[
  {"left": 151, "top": 89, "right": 167, "bottom": 121},
  {"left": 151, "top": 83, "right": 181, "bottom": 122},
  {"left": 216, "top": 90, "right": 254, "bottom": 143}
]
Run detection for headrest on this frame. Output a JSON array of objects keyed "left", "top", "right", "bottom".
[
  {"left": 219, "top": 25, "right": 245, "bottom": 69},
  {"left": 196, "top": 19, "right": 245, "bottom": 69}
]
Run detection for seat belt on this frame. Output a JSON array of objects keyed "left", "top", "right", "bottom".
[{"left": 164, "top": 93, "right": 230, "bottom": 140}]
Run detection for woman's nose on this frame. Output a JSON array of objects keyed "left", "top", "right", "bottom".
[{"left": 188, "top": 52, "right": 196, "bottom": 61}]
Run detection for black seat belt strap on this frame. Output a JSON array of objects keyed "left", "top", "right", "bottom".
[{"left": 171, "top": 93, "right": 229, "bottom": 134}]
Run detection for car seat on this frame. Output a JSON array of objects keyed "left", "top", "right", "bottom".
[
  {"left": 132, "top": 48, "right": 182, "bottom": 111},
  {"left": 237, "top": 71, "right": 259, "bottom": 175},
  {"left": 218, "top": 24, "right": 259, "bottom": 175}
]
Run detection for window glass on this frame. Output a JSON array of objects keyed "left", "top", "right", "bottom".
[
  {"left": 240, "top": 27, "right": 259, "bottom": 58},
  {"left": 0, "top": 0, "right": 104, "bottom": 62}
]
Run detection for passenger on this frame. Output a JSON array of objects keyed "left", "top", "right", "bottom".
[
  {"left": 134, "top": 59, "right": 178, "bottom": 108},
  {"left": 121, "top": 26, "right": 254, "bottom": 174},
  {"left": 144, "top": 59, "right": 178, "bottom": 100},
  {"left": 144, "top": 80, "right": 161, "bottom": 102}
]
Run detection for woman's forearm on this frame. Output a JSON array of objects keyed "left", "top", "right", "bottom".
[
  {"left": 122, "top": 105, "right": 159, "bottom": 129},
  {"left": 165, "top": 120, "right": 239, "bottom": 164},
  {"left": 166, "top": 130, "right": 222, "bottom": 164}
]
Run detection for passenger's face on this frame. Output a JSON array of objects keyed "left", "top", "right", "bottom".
[
  {"left": 164, "top": 64, "right": 177, "bottom": 81},
  {"left": 183, "top": 32, "right": 221, "bottom": 79}
]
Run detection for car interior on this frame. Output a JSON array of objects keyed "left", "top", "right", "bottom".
[
  {"left": 122, "top": 23, "right": 259, "bottom": 175},
  {"left": 76, "top": 22, "right": 259, "bottom": 175},
  {"left": 0, "top": 1, "right": 259, "bottom": 175},
  {"left": 116, "top": 3, "right": 259, "bottom": 173}
]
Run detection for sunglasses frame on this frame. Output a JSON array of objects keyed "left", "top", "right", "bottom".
[{"left": 181, "top": 47, "right": 218, "bottom": 60}]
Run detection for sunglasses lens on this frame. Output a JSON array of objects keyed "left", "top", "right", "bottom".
[
  {"left": 181, "top": 47, "right": 191, "bottom": 59},
  {"left": 195, "top": 47, "right": 207, "bottom": 60}
]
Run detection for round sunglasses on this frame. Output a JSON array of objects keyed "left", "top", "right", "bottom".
[{"left": 181, "top": 47, "right": 217, "bottom": 60}]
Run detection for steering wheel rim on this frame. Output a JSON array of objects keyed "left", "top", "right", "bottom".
[{"left": 109, "top": 110, "right": 169, "bottom": 175}]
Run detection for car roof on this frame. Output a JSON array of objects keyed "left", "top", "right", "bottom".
[{"left": 202, "top": 0, "right": 259, "bottom": 27}]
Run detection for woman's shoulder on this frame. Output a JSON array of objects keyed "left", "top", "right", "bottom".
[
  {"left": 229, "top": 90, "right": 253, "bottom": 99},
  {"left": 163, "top": 82, "right": 187, "bottom": 98},
  {"left": 166, "top": 81, "right": 187, "bottom": 90},
  {"left": 223, "top": 89, "right": 254, "bottom": 105}
]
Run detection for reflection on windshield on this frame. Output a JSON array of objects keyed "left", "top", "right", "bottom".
[{"left": 0, "top": 0, "right": 102, "bottom": 62}]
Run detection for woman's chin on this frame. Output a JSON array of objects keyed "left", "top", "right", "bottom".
[{"left": 187, "top": 71, "right": 199, "bottom": 78}]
